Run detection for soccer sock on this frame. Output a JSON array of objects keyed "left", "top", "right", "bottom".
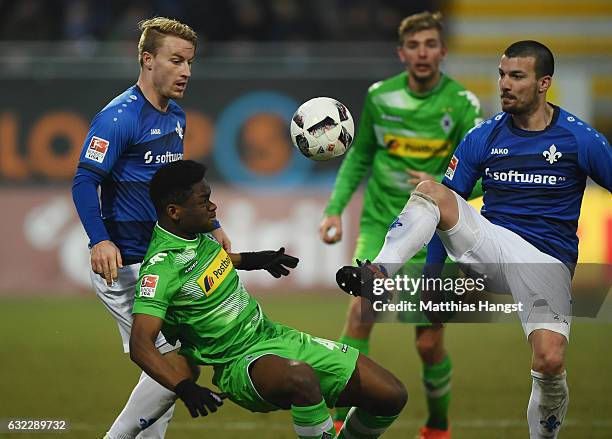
[
  {"left": 291, "top": 400, "right": 336, "bottom": 438},
  {"left": 373, "top": 192, "right": 440, "bottom": 276},
  {"left": 338, "top": 407, "right": 399, "bottom": 438},
  {"left": 422, "top": 355, "right": 452, "bottom": 430},
  {"left": 106, "top": 371, "right": 177, "bottom": 439},
  {"left": 527, "top": 370, "right": 569, "bottom": 439},
  {"left": 135, "top": 405, "right": 174, "bottom": 439}
]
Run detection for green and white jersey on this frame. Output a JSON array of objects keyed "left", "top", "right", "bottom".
[
  {"left": 132, "top": 224, "right": 266, "bottom": 365},
  {"left": 325, "top": 72, "right": 482, "bottom": 228}
]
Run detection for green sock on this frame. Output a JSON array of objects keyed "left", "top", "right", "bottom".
[
  {"left": 338, "top": 407, "right": 399, "bottom": 438},
  {"left": 423, "top": 355, "right": 452, "bottom": 430},
  {"left": 292, "top": 399, "right": 336, "bottom": 439},
  {"left": 333, "top": 335, "right": 370, "bottom": 423}
]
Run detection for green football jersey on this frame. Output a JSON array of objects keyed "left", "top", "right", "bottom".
[
  {"left": 325, "top": 72, "right": 482, "bottom": 228},
  {"left": 132, "top": 224, "right": 267, "bottom": 365}
]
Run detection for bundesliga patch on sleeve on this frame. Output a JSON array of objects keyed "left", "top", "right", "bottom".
[
  {"left": 140, "top": 275, "right": 159, "bottom": 298},
  {"left": 85, "top": 136, "right": 110, "bottom": 163},
  {"left": 445, "top": 155, "right": 459, "bottom": 180}
]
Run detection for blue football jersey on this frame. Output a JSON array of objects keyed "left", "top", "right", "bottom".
[
  {"left": 443, "top": 105, "right": 611, "bottom": 264},
  {"left": 76, "top": 85, "right": 185, "bottom": 262}
]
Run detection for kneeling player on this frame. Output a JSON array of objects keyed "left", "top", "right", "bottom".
[{"left": 129, "top": 160, "right": 407, "bottom": 438}]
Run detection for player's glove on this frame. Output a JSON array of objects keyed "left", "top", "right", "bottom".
[
  {"left": 336, "top": 259, "right": 391, "bottom": 303},
  {"left": 174, "top": 379, "right": 226, "bottom": 418},
  {"left": 239, "top": 247, "right": 299, "bottom": 278}
]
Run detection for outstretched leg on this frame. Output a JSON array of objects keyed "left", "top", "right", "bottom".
[{"left": 374, "top": 181, "right": 459, "bottom": 276}]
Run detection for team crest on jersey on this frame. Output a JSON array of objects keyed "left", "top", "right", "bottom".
[
  {"left": 140, "top": 275, "right": 159, "bottom": 298},
  {"left": 543, "top": 144, "right": 562, "bottom": 164},
  {"left": 85, "top": 136, "right": 109, "bottom": 163},
  {"left": 445, "top": 155, "right": 459, "bottom": 180},
  {"left": 440, "top": 113, "right": 453, "bottom": 134},
  {"left": 175, "top": 120, "right": 183, "bottom": 139},
  {"left": 196, "top": 249, "right": 233, "bottom": 297}
]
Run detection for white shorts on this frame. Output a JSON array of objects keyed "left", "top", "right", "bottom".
[
  {"left": 91, "top": 263, "right": 180, "bottom": 354},
  {"left": 437, "top": 192, "right": 572, "bottom": 341}
]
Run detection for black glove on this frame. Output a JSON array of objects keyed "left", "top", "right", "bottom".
[
  {"left": 239, "top": 247, "right": 299, "bottom": 278},
  {"left": 174, "top": 379, "right": 225, "bottom": 418},
  {"left": 336, "top": 259, "right": 392, "bottom": 303}
]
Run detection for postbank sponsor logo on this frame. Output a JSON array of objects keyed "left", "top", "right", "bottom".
[
  {"left": 196, "top": 249, "right": 233, "bottom": 296},
  {"left": 384, "top": 134, "right": 451, "bottom": 158}
]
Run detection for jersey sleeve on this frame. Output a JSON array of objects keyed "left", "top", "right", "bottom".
[
  {"left": 324, "top": 91, "right": 377, "bottom": 216},
  {"left": 132, "top": 259, "right": 178, "bottom": 319},
  {"left": 577, "top": 130, "right": 612, "bottom": 191},
  {"left": 456, "top": 90, "right": 483, "bottom": 140},
  {"left": 77, "top": 107, "right": 137, "bottom": 178},
  {"left": 442, "top": 128, "right": 483, "bottom": 199},
  {"left": 455, "top": 89, "right": 484, "bottom": 198}
]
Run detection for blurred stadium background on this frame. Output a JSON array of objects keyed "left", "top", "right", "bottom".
[{"left": 0, "top": 0, "right": 610, "bottom": 437}]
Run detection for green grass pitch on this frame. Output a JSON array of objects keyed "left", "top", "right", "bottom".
[{"left": 1, "top": 294, "right": 610, "bottom": 438}]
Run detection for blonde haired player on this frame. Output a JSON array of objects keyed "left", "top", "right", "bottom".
[{"left": 72, "top": 17, "right": 231, "bottom": 438}]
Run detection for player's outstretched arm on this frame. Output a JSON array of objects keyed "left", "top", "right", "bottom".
[
  {"left": 231, "top": 247, "right": 299, "bottom": 278},
  {"left": 130, "top": 313, "right": 193, "bottom": 391},
  {"left": 130, "top": 313, "right": 225, "bottom": 418}
]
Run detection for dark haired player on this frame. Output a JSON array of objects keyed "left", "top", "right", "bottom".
[
  {"left": 130, "top": 160, "right": 407, "bottom": 438},
  {"left": 338, "top": 40, "right": 611, "bottom": 439}
]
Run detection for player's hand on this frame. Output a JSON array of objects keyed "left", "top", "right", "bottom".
[
  {"left": 336, "top": 259, "right": 390, "bottom": 302},
  {"left": 174, "top": 379, "right": 226, "bottom": 418},
  {"left": 319, "top": 215, "right": 342, "bottom": 244},
  {"left": 239, "top": 247, "right": 299, "bottom": 277},
  {"left": 211, "top": 227, "right": 232, "bottom": 252},
  {"left": 91, "top": 240, "right": 123, "bottom": 287},
  {"left": 406, "top": 169, "right": 435, "bottom": 186}
]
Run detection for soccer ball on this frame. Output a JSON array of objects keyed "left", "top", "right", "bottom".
[{"left": 290, "top": 97, "right": 354, "bottom": 161}]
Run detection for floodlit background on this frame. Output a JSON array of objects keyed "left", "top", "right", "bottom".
[{"left": 0, "top": 1, "right": 610, "bottom": 438}]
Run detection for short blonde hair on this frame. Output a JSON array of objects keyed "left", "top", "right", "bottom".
[
  {"left": 398, "top": 11, "right": 444, "bottom": 46},
  {"left": 137, "top": 17, "right": 197, "bottom": 65}
]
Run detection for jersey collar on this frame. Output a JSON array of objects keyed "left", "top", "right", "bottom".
[
  {"left": 134, "top": 85, "right": 173, "bottom": 115},
  {"left": 506, "top": 103, "right": 560, "bottom": 137},
  {"left": 405, "top": 72, "right": 447, "bottom": 99},
  {"left": 155, "top": 223, "right": 199, "bottom": 242}
]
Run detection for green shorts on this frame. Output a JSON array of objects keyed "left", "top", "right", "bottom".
[{"left": 212, "top": 321, "right": 360, "bottom": 413}]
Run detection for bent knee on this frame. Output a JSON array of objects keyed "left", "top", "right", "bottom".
[
  {"left": 533, "top": 352, "right": 565, "bottom": 375},
  {"left": 382, "top": 378, "right": 408, "bottom": 415},
  {"left": 415, "top": 180, "right": 445, "bottom": 200},
  {"left": 284, "top": 361, "right": 322, "bottom": 404},
  {"left": 415, "top": 336, "right": 441, "bottom": 363}
]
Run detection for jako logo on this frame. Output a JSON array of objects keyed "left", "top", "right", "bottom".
[
  {"left": 491, "top": 147, "right": 508, "bottom": 155},
  {"left": 144, "top": 151, "right": 184, "bottom": 164},
  {"left": 485, "top": 168, "right": 558, "bottom": 185}
]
